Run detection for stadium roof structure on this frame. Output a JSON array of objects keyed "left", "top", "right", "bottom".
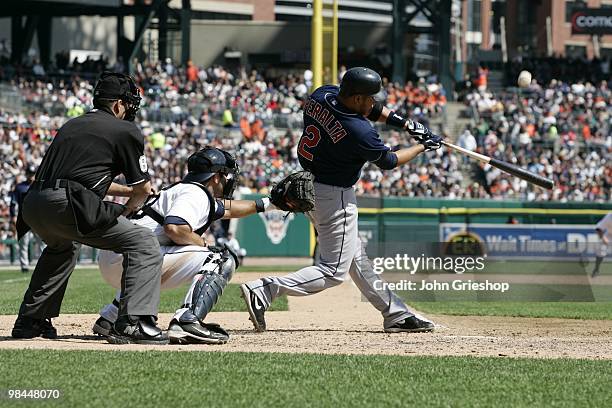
[
  {"left": 2, "top": 0, "right": 193, "bottom": 73},
  {"left": 0, "top": 1, "right": 156, "bottom": 17}
]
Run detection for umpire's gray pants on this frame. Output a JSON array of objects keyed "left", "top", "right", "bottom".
[
  {"left": 245, "top": 182, "right": 414, "bottom": 329},
  {"left": 19, "top": 187, "right": 162, "bottom": 319}
]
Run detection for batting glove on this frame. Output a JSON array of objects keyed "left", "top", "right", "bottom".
[
  {"left": 405, "top": 119, "right": 432, "bottom": 141},
  {"left": 420, "top": 134, "right": 444, "bottom": 151}
]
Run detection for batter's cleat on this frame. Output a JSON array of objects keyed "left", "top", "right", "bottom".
[
  {"left": 592, "top": 269, "right": 600, "bottom": 278},
  {"left": 167, "top": 319, "right": 229, "bottom": 345},
  {"left": 107, "top": 315, "right": 169, "bottom": 345},
  {"left": 384, "top": 316, "right": 435, "bottom": 333},
  {"left": 92, "top": 316, "right": 114, "bottom": 337},
  {"left": 240, "top": 284, "right": 266, "bottom": 332},
  {"left": 11, "top": 316, "right": 57, "bottom": 339}
]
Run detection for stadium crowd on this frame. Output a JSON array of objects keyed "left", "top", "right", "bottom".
[
  {"left": 0, "top": 56, "right": 610, "bottom": 243},
  {"left": 505, "top": 55, "right": 610, "bottom": 87},
  {"left": 463, "top": 76, "right": 610, "bottom": 202}
]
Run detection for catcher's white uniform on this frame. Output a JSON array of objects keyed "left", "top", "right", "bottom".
[{"left": 98, "top": 182, "right": 225, "bottom": 323}]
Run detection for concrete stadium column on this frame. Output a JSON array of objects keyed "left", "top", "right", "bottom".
[
  {"left": 504, "top": 0, "right": 518, "bottom": 59},
  {"left": 181, "top": 0, "right": 191, "bottom": 64},
  {"left": 391, "top": 0, "right": 405, "bottom": 83},
  {"left": 480, "top": 0, "right": 491, "bottom": 50},
  {"left": 536, "top": 0, "right": 554, "bottom": 57},
  {"left": 37, "top": 17, "right": 52, "bottom": 66},
  {"left": 158, "top": 3, "right": 168, "bottom": 61},
  {"left": 11, "top": 16, "right": 23, "bottom": 64},
  {"left": 438, "top": 0, "right": 453, "bottom": 100}
]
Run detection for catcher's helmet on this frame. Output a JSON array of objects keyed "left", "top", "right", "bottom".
[
  {"left": 183, "top": 147, "right": 239, "bottom": 198},
  {"left": 93, "top": 71, "right": 141, "bottom": 121},
  {"left": 339, "top": 67, "right": 386, "bottom": 102}
]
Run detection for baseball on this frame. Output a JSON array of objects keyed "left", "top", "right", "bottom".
[{"left": 517, "top": 70, "right": 532, "bottom": 88}]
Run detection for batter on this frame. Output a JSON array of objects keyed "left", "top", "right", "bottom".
[{"left": 241, "top": 67, "right": 443, "bottom": 333}]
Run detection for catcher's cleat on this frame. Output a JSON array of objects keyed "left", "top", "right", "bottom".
[
  {"left": 384, "top": 316, "right": 435, "bottom": 333},
  {"left": 92, "top": 316, "right": 113, "bottom": 337},
  {"left": 107, "top": 315, "right": 169, "bottom": 345},
  {"left": 167, "top": 319, "right": 229, "bottom": 345},
  {"left": 240, "top": 284, "right": 267, "bottom": 332},
  {"left": 11, "top": 316, "right": 57, "bottom": 339}
]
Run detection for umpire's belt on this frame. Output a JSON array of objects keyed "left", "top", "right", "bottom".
[
  {"left": 31, "top": 179, "right": 69, "bottom": 190},
  {"left": 30, "top": 179, "right": 125, "bottom": 235}
]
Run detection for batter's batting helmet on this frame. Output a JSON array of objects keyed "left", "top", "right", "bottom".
[
  {"left": 183, "top": 147, "right": 239, "bottom": 198},
  {"left": 339, "top": 67, "right": 386, "bottom": 102},
  {"left": 93, "top": 71, "right": 141, "bottom": 121}
]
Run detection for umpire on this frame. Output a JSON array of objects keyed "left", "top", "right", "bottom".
[{"left": 12, "top": 72, "right": 167, "bottom": 345}]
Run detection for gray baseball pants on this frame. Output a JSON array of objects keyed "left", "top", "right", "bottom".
[
  {"left": 244, "top": 182, "right": 415, "bottom": 329},
  {"left": 18, "top": 186, "right": 163, "bottom": 319},
  {"left": 18, "top": 231, "right": 45, "bottom": 270}
]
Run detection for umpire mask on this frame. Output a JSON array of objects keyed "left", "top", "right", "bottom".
[
  {"left": 183, "top": 147, "right": 240, "bottom": 199},
  {"left": 93, "top": 71, "right": 142, "bottom": 122}
]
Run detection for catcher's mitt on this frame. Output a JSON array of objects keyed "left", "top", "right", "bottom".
[{"left": 270, "top": 171, "right": 315, "bottom": 212}]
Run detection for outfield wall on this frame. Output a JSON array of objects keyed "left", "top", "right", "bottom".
[
  {"left": 236, "top": 197, "right": 612, "bottom": 257},
  {"left": 1, "top": 198, "right": 609, "bottom": 263}
]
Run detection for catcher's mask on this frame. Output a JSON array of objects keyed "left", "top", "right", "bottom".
[
  {"left": 93, "top": 71, "right": 141, "bottom": 121},
  {"left": 183, "top": 147, "right": 239, "bottom": 199}
]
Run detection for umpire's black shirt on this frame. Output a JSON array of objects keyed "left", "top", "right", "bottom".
[{"left": 36, "top": 109, "right": 149, "bottom": 198}]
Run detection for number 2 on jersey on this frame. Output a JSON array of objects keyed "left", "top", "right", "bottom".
[{"left": 298, "top": 125, "right": 321, "bottom": 161}]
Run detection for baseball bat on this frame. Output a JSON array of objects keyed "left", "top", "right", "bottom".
[{"left": 441, "top": 140, "right": 554, "bottom": 190}]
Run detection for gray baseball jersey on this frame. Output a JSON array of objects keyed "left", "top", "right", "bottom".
[{"left": 243, "top": 85, "right": 425, "bottom": 329}]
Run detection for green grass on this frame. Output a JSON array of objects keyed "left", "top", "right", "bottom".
[
  {"left": 395, "top": 283, "right": 612, "bottom": 302},
  {"left": 0, "top": 268, "right": 287, "bottom": 315},
  {"left": 410, "top": 301, "right": 612, "bottom": 320},
  {"left": 393, "top": 280, "right": 612, "bottom": 320},
  {"left": 0, "top": 350, "right": 611, "bottom": 407},
  {"left": 476, "top": 260, "right": 611, "bottom": 275},
  {"left": 385, "top": 260, "right": 611, "bottom": 275},
  {"left": 4, "top": 266, "right": 612, "bottom": 320}
]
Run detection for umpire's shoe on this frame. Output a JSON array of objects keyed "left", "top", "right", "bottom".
[
  {"left": 240, "top": 284, "right": 266, "bottom": 332},
  {"left": 107, "top": 315, "right": 169, "bottom": 345},
  {"left": 168, "top": 319, "right": 229, "bottom": 345},
  {"left": 384, "top": 316, "right": 435, "bottom": 333},
  {"left": 92, "top": 316, "right": 113, "bottom": 337},
  {"left": 11, "top": 316, "right": 57, "bottom": 339}
]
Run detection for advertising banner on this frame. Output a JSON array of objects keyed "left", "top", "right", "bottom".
[
  {"left": 571, "top": 8, "right": 612, "bottom": 35},
  {"left": 440, "top": 223, "right": 603, "bottom": 260}
]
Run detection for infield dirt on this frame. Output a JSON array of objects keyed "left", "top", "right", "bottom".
[{"left": 1, "top": 272, "right": 611, "bottom": 359}]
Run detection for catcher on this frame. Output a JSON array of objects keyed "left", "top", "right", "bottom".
[{"left": 94, "top": 147, "right": 313, "bottom": 344}]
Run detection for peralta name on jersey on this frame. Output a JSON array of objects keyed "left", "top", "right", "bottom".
[{"left": 303, "top": 98, "right": 347, "bottom": 143}]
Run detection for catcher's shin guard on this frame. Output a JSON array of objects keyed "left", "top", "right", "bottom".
[{"left": 180, "top": 246, "right": 238, "bottom": 323}]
